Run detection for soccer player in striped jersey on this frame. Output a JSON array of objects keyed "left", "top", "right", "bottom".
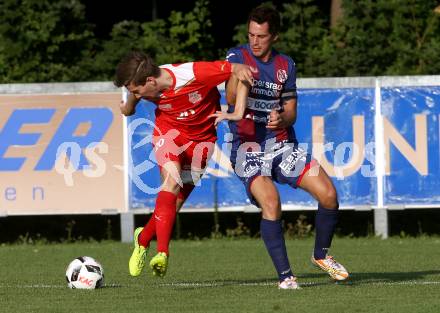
[
  {"left": 225, "top": 6, "right": 349, "bottom": 289},
  {"left": 114, "top": 51, "right": 251, "bottom": 278}
]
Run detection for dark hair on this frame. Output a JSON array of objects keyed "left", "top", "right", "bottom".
[
  {"left": 113, "top": 51, "right": 161, "bottom": 87},
  {"left": 247, "top": 5, "right": 281, "bottom": 35}
]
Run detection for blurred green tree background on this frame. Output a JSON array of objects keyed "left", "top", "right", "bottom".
[{"left": 0, "top": 0, "right": 439, "bottom": 83}]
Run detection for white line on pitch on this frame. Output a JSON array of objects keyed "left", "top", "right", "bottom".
[
  {"left": 160, "top": 280, "right": 440, "bottom": 288},
  {"left": 1, "top": 280, "right": 440, "bottom": 289}
]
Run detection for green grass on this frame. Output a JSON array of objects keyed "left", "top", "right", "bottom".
[{"left": 1, "top": 237, "right": 440, "bottom": 313}]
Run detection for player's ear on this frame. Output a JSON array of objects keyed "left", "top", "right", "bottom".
[{"left": 145, "top": 76, "right": 155, "bottom": 85}]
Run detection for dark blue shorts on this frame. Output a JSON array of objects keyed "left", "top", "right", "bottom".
[{"left": 232, "top": 143, "right": 314, "bottom": 207}]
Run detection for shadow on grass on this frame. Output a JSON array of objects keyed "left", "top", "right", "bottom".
[
  {"left": 298, "top": 270, "right": 440, "bottom": 288},
  {"left": 157, "top": 270, "right": 440, "bottom": 290},
  {"left": 346, "top": 270, "right": 440, "bottom": 284}
]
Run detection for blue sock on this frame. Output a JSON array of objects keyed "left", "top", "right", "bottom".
[
  {"left": 314, "top": 205, "right": 339, "bottom": 259},
  {"left": 260, "top": 218, "right": 293, "bottom": 281}
]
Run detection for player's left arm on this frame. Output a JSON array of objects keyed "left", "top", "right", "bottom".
[
  {"left": 193, "top": 61, "right": 252, "bottom": 89},
  {"left": 209, "top": 80, "right": 250, "bottom": 125}
]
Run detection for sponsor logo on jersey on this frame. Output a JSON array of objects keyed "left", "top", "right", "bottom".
[
  {"left": 277, "top": 69, "right": 288, "bottom": 83},
  {"left": 253, "top": 80, "right": 283, "bottom": 90},
  {"left": 250, "top": 80, "right": 283, "bottom": 98},
  {"left": 158, "top": 103, "right": 172, "bottom": 110},
  {"left": 250, "top": 87, "right": 281, "bottom": 97},
  {"left": 226, "top": 53, "right": 235, "bottom": 61},
  {"left": 188, "top": 91, "right": 202, "bottom": 104},
  {"left": 247, "top": 98, "right": 280, "bottom": 112},
  {"left": 177, "top": 109, "right": 196, "bottom": 120}
]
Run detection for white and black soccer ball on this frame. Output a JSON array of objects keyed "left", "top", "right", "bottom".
[{"left": 65, "top": 256, "right": 104, "bottom": 289}]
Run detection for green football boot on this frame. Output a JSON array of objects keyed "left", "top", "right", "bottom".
[
  {"left": 150, "top": 252, "right": 168, "bottom": 277},
  {"left": 128, "top": 227, "right": 148, "bottom": 276}
]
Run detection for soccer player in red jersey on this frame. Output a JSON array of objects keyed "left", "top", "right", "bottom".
[{"left": 114, "top": 51, "right": 251, "bottom": 277}]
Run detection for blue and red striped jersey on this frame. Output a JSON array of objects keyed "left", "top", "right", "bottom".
[{"left": 226, "top": 44, "right": 298, "bottom": 164}]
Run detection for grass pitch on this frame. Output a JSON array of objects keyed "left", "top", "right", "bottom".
[{"left": 1, "top": 237, "right": 439, "bottom": 313}]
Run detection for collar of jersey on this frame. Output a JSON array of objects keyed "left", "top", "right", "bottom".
[{"left": 161, "top": 67, "right": 176, "bottom": 92}]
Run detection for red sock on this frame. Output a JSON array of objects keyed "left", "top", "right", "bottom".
[
  {"left": 154, "top": 190, "right": 177, "bottom": 255},
  {"left": 138, "top": 215, "right": 156, "bottom": 248}
]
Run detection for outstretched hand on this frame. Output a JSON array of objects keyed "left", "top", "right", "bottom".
[
  {"left": 208, "top": 111, "right": 228, "bottom": 126},
  {"left": 208, "top": 110, "right": 243, "bottom": 126},
  {"left": 232, "top": 64, "right": 256, "bottom": 85}
]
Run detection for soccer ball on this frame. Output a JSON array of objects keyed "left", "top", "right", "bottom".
[{"left": 65, "top": 256, "right": 104, "bottom": 289}]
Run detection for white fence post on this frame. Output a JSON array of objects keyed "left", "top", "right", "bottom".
[
  {"left": 374, "top": 209, "right": 388, "bottom": 239},
  {"left": 120, "top": 212, "right": 134, "bottom": 243},
  {"left": 373, "top": 77, "right": 389, "bottom": 238}
]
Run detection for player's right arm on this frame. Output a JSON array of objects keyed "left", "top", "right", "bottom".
[
  {"left": 119, "top": 91, "right": 140, "bottom": 116},
  {"left": 225, "top": 74, "right": 239, "bottom": 105},
  {"left": 225, "top": 64, "right": 253, "bottom": 108},
  {"left": 209, "top": 80, "right": 249, "bottom": 125},
  {"left": 225, "top": 47, "right": 249, "bottom": 105},
  {"left": 230, "top": 63, "right": 253, "bottom": 86}
]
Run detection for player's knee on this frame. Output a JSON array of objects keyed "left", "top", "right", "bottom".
[
  {"left": 319, "top": 187, "right": 338, "bottom": 209},
  {"left": 260, "top": 198, "right": 281, "bottom": 220},
  {"left": 161, "top": 180, "right": 181, "bottom": 195}
]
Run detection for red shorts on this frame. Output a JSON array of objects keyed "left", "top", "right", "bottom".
[{"left": 152, "top": 128, "right": 216, "bottom": 186}]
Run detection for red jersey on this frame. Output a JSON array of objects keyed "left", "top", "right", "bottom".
[{"left": 152, "top": 61, "right": 232, "bottom": 141}]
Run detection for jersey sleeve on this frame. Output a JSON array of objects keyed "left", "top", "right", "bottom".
[
  {"left": 225, "top": 47, "right": 243, "bottom": 64},
  {"left": 193, "top": 61, "right": 232, "bottom": 88},
  {"left": 281, "top": 58, "right": 298, "bottom": 101}
]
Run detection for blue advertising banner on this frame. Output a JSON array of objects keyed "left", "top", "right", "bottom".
[
  {"left": 381, "top": 86, "right": 440, "bottom": 206},
  {"left": 128, "top": 88, "right": 377, "bottom": 210},
  {"left": 294, "top": 88, "right": 376, "bottom": 207}
]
